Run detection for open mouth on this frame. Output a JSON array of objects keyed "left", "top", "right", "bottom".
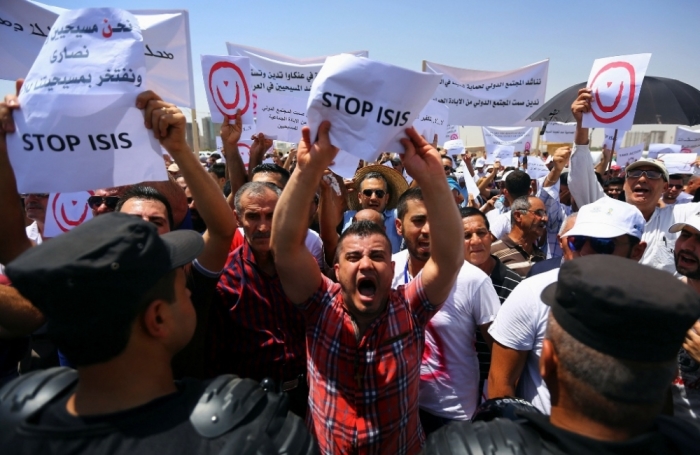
[
  {"left": 633, "top": 186, "right": 649, "bottom": 197},
  {"left": 679, "top": 251, "right": 698, "bottom": 268},
  {"left": 358, "top": 278, "right": 377, "bottom": 299}
]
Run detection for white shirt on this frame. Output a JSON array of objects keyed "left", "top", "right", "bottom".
[
  {"left": 392, "top": 250, "right": 501, "bottom": 420},
  {"left": 488, "top": 268, "right": 558, "bottom": 414},
  {"left": 568, "top": 144, "right": 700, "bottom": 274}
]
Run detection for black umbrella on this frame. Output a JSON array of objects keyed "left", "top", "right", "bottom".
[{"left": 529, "top": 76, "right": 700, "bottom": 127}]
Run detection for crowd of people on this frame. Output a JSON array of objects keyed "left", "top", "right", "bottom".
[{"left": 0, "top": 79, "right": 700, "bottom": 455}]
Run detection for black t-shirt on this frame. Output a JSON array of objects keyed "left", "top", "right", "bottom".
[{"left": 7, "top": 379, "right": 232, "bottom": 455}]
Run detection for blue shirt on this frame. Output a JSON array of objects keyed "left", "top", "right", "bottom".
[{"left": 342, "top": 209, "right": 402, "bottom": 254}]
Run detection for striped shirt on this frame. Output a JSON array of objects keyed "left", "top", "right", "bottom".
[{"left": 491, "top": 235, "right": 545, "bottom": 278}]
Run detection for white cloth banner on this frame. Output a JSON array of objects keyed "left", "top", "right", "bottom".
[
  {"left": 526, "top": 156, "right": 549, "bottom": 179},
  {"left": 226, "top": 42, "right": 368, "bottom": 98},
  {"left": 675, "top": 126, "right": 700, "bottom": 151},
  {"left": 482, "top": 126, "right": 534, "bottom": 153},
  {"left": 485, "top": 144, "right": 514, "bottom": 164},
  {"left": 648, "top": 143, "right": 681, "bottom": 159},
  {"left": 0, "top": 0, "right": 195, "bottom": 108},
  {"left": 424, "top": 59, "right": 548, "bottom": 126},
  {"left": 582, "top": 53, "right": 651, "bottom": 130},
  {"left": 413, "top": 100, "right": 448, "bottom": 144},
  {"left": 44, "top": 191, "right": 93, "bottom": 237},
  {"left": 658, "top": 153, "right": 697, "bottom": 175},
  {"left": 444, "top": 139, "right": 464, "bottom": 154},
  {"left": 542, "top": 122, "right": 575, "bottom": 143},
  {"left": 306, "top": 54, "right": 441, "bottom": 162},
  {"left": 256, "top": 92, "right": 307, "bottom": 142},
  {"left": 200, "top": 55, "right": 254, "bottom": 125},
  {"left": 615, "top": 143, "right": 644, "bottom": 168},
  {"left": 7, "top": 8, "right": 166, "bottom": 193}
]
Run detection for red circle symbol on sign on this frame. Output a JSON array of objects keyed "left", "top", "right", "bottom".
[
  {"left": 209, "top": 61, "right": 250, "bottom": 117},
  {"left": 681, "top": 147, "right": 693, "bottom": 154},
  {"left": 237, "top": 142, "right": 251, "bottom": 169},
  {"left": 589, "top": 61, "right": 636, "bottom": 124},
  {"left": 450, "top": 134, "right": 459, "bottom": 140},
  {"left": 52, "top": 191, "right": 93, "bottom": 232}
]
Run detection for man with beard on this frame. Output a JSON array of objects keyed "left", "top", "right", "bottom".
[
  {"left": 568, "top": 88, "right": 700, "bottom": 273},
  {"left": 490, "top": 196, "right": 547, "bottom": 277},
  {"left": 669, "top": 214, "right": 700, "bottom": 420}
]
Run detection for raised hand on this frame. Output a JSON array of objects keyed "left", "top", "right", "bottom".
[
  {"left": 399, "top": 127, "right": 444, "bottom": 183},
  {"left": 297, "top": 122, "right": 339, "bottom": 172},
  {"left": 136, "top": 91, "right": 188, "bottom": 155}
]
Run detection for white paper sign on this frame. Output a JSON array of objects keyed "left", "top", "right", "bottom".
[
  {"left": 444, "top": 139, "right": 464, "bottom": 154},
  {"left": 306, "top": 54, "right": 441, "bottom": 162},
  {"left": 227, "top": 42, "right": 368, "bottom": 98},
  {"left": 463, "top": 173, "right": 480, "bottom": 199},
  {"left": 0, "top": 0, "right": 195, "bottom": 108},
  {"left": 413, "top": 100, "right": 448, "bottom": 144},
  {"left": 615, "top": 143, "right": 644, "bottom": 168},
  {"left": 648, "top": 143, "right": 681, "bottom": 158},
  {"left": 675, "top": 126, "right": 700, "bottom": 151},
  {"left": 201, "top": 55, "right": 254, "bottom": 125},
  {"left": 237, "top": 139, "right": 252, "bottom": 169},
  {"left": 542, "top": 122, "right": 576, "bottom": 143},
  {"left": 582, "top": 53, "right": 651, "bottom": 130},
  {"left": 44, "top": 191, "right": 93, "bottom": 237},
  {"left": 658, "top": 153, "right": 697, "bottom": 175},
  {"left": 424, "top": 59, "right": 548, "bottom": 126},
  {"left": 526, "top": 156, "right": 549, "bottom": 179},
  {"left": 256, "top": 92, "right": 307, "bottom": 142},
  {"left": 482, "top": 126, "right": 534, "bottom": 153},
  {"left": 215, "top": 136, "right": 223, "bottom": 152},
  {"left": 485, "top": 144, "right": 514, "bottom": 164},
  {"left": 445, "top": 124, "right": 460, "bottom": 143},
  {"left": 603, "top": 128, "right": 622, "bottom": 149},
  {"left": 328, "top": 149, "right": 360, "bottom": 179},
  {"left": 7, "top": 8, "right": 166, "bottom": 193}
]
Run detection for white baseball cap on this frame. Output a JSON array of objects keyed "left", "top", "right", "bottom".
[
  {"left": 669, "top": 213, "right": 700, "bottom": 235},
  {"left": 566, "top": 197, "right": 645, "bottom": 240},
  {"left": 626, "top": 158, "right": 669, "bottom": 181},
  {"left": 475, "top": 158, "right": 485, "bottom": 168}
]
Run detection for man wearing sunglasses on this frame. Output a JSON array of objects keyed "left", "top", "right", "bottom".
[
  {"left": 487, "top": 197, "right": 646, "bottom": 414},
  {"left": 662, "top": 174, "right": 693, "bottom": 206},
  {"left": 88, "top": 187, "right": 129, "bottom": 217},
  {"left": 568, "top": 88, "right": 700, "bottom": 274}
]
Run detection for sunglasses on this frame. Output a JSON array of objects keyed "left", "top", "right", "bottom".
[
  {"left": 566, "top": 235, "right": 618, "bottom": 255},
  {"left": 626, "top": 169, "right": 663, "bottom": 180},
  {"left": 20, "top": 193, "right": 49, "bottom": 198},
  {"left": 362, "top": 189, "right": 386, "bottom": 198},
  {"left": 669, "top": 184, "right": 684, "bottom": 190},
  {"left": 87, "top": 196, "right": 120, "bottom": 210},
  {"left": 444, "top": 165, "right": 454, "bottom": 172}
]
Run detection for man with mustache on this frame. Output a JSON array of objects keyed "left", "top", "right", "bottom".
[
  {"left": 568, "top": 88, "right": 700, "bottom": 273},
  {"left": 490, "top": 195, "right": 547, "bottom": 277}
]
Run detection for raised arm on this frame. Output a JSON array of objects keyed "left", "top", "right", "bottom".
[
  {"left": 246, "top": 133, "right": 272, "bottom": 179},
  {"left": 272, "top": 122, "right": 338, "bottom": 303},
  {"left": 137, "top": 91, "right": 235, "bottom": 272},
  {"left": 401, "top": 128, "right": 463, "bottom": 305},
  {"left": 220, "top": 111, "right": 248, "bottom": 211}
]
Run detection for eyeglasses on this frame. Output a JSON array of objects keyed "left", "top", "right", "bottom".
[
  {"left": 20, "top": 193, "right": 49, "bottom": 198},
  {"left": 362, "top": 189, "right": 386, "bottom": 198},
  {"left": 87, "top": 196, "right": 120, "bottom": 210},
  {"left": 626, "top": 169, "right": 663, "bottom": 180},
  {"left": 521, "top": 209, "right": 547, "bottom": 217},
  {"left": 669, "top": 184, "right": 684, "bottom": 190},
  {"left": 566, "top": 235, "right": 621, "bottom": 255}
]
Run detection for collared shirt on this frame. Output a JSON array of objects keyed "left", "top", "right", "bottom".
[
  {"left": 299, "top": 274, "right": 435, "bottom": 455},
  {"left": 536, "top": 179, "right": 572, "bottom": 259},
  {"left": 343, "top": 209, "right": 403, "bottom": 254},
  {"left": 212, "top": 241, "right": 306, "bottom": 382},
  {"left": 491, "top": 235, "right": 545, "bottom": 278}
]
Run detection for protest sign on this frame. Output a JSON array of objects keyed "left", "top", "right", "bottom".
[
  {"left": 226, "top": 43, "right": 368, "bottom": 98},
  {"left": 658, "top": 153, "right": 697, "bottom": 175},
  {"left": 482, "top": 126, "right": 534, "bottom": 153},
  {"left": 328, "top": 149, "right": 360, "bottom": 179},
  {"left": 582, "top": 53, "right": 651, "bottom": 131},
  {"left": 542, "top": 122, "right": 576, "bottom": 143},
  {"left": 0, "top": 0, "right": 195, "bottom": 108},
  {"left": 424, "top": 59, "right": 548, "bottom": 126},
  {"left": 201, "top": 55, "right": 254, "bottom": 125},
  {"left": 256, "top": 92, "right": 307, "bottom": 142},
  {"left": 485, "top": 144, "right": 514, "bottom": 164},
  {"left": 237, "top": 139, "right": 252, "bottom": 169},
  {"left": 602, "top": 128, "right": 627, "bottom": 149},
  {"left": 648, "top": 143, "right": 681, "bottom": 159},
  {"left": 463, "top": 173, "right": 479, "bottom": 199},
  {"left": 413, "top": 100, "right": 448, "bottom": 144},
  {"left": 675, "top": 126, "right": 700, "bottom": 151},
  {"left": 615, "top": 143, "right": 644, "bottom": 168},
  {"left": 444, "top": 139, "right": 464, "bottom": 155},
  {"left": 44, "top": 191, "right": 93, "bottom": 237},
  {"left": 445, "top": 124, "right": 460, "bottom": 143},
  {"left": 525, "top": 156, "right": 549, "bottom": 179},
  {"left": 7, "top": 8, "right": 166, "bottom": 193},
  {"left": 306, "top": 54, "right": 440, "bottom": 163}
]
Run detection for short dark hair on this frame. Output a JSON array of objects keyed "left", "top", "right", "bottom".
[
  {"left": 58, "top": 269, "right": 177, "bottom": 366},
  {"left": 334, "top": 221, "right": 391, "bottom": 264},
  {"left": 668, "top": 174, "right": 683, "bottom": 181},
  {"left": 357, "top": 171, "right": 388, "bottom": 191},
  {"left": 504, "top": 171, "right": 531, "bottom": 199},
  {"left": 209, "top": 163, "right": 226, "bottom": 179},
  {"left": 460, "top": 206, "right": 490, "bottom": 230},
  {"left": 251, "top": 164, "right": 290, "bottom": 187},
  {"left": 210, "top": 153, "right": 221, "bottom": 160},
  {"left": 442, "top": 155, "right": 454, "bottom": 164},
  {"left": 116, "top": 185, "right": 174, "bottom": 230},
  {"left": 605, "top": 177, "right": 625, "bottom": 186},
  {"left": 396, "top": 187, "right": 424, "bottom": 221}
]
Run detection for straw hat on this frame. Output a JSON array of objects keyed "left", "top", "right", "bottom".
[{"left": 348, "top": 164, "right": 409, "bottom": 211}]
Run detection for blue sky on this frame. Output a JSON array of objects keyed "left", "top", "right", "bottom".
[{"left": 3, "top": 0, "right": 699, "bottom": 122}]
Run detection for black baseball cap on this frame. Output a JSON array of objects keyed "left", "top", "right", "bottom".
[
  {"left": 6, "top": 212, "right": 204, "bottom": 334},
  {"left": 541, "top": 255, "right": 700, "bottom": 363}
]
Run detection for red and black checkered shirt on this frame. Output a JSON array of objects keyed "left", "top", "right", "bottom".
[
  {"left": 211, "top": 241, "right": 307, "bottom": 383},
  {"left": 298, "top": 274, "right": 437, "bottom": 455}
]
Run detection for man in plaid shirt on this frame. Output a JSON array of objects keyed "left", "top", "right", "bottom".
[{"left": 271, "top": 122, "right": 464, "bottom": 454}]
